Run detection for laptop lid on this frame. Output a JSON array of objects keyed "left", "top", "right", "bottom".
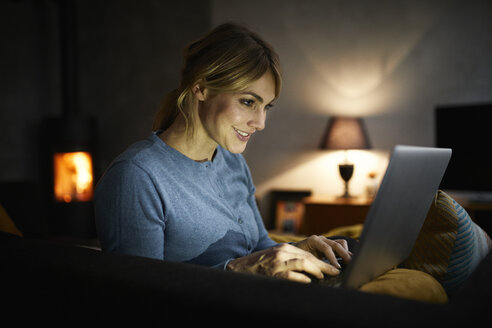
[{"left": 342, "top": 145, "right": 452, "bottom": 289}]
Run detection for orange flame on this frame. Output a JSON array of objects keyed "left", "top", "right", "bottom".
[{"left": 53, "top": 151, "right": 94, "bottom": 202}]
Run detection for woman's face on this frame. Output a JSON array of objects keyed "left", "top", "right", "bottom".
[{"left": 196, "top": 71, "right": 277, "bottom": 154}]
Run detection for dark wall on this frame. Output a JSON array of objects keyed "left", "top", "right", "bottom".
[{"left": 0, "top": 0, "right": 211, "bottom": 183}]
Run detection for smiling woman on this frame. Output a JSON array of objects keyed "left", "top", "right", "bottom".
[
  {"left": 152, "top": 23, "right": 282, "bottom": 139},
  {"left": 94, "top": 23, "right": 354, "bottom": 285},
  {"left": 154, "top": 23, "right": 281, "bottom": 161},
  {"left": 186, "top": 71, "right": 276, "bottom": 157}
]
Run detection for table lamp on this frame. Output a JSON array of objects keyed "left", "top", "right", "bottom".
[{"left": 319, "top": 116, "right": 371, "bottom": 198}]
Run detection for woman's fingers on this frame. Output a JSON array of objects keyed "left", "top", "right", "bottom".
[
  {"left": 334, "top": 238, "right": 349, "bottom": 252},
  {"left": 314, "top": 239, "right": 339, "bottom": 268},
  {"left": 274, "top": 270, "right": 312, "bottom": 283},
  {"left": 273, "top": 247, "right": 340, "bottom": 282},
  {"left": 227, "top": 243, "right": 341, "bottom": 284},
  {"left": 280, "top": 258, "right": 324, "bottom": 279},
  {"left": 312, "top": 236, "right": 352, "bottom": 265},
  {"left": 326, "top": 239, "right": 352, "bottom": 264}
]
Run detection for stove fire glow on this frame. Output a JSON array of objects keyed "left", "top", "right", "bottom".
[{"left": 53, "top": 151, "right": 94, "bottom": 203}]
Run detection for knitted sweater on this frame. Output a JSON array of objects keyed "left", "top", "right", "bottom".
[{"left": 94, "top": 132, "right": 277, "bottom": 269}]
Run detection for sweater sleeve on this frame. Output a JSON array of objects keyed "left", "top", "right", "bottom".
[
  {"left": 249, "top": 191, "right": 279, "bottom": 251},
  {"left": 239, "top": 155, "right": 278, "bottom": 252},
  {"left": 94, "top": 160, "right": 166, "bottom": 260}
]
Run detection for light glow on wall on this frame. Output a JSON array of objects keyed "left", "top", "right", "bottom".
[
  {"left": 255, "top": 150, "right": 389, "bottom": 199},
  {"left": 282, "top": 2, "right": 435, "bottom": 117}
]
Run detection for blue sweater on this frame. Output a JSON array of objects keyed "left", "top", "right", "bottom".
[{"left": 94, "top": 132, "right": 277, "bottom": 269}]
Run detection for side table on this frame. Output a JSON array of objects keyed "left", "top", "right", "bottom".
[{"left": 300, "top": 196, "right": 373, "bottom": 236}]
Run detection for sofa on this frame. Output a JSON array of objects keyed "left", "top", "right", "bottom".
[{"left": 1, "top": 190, "right": 491, "bottom": 327}]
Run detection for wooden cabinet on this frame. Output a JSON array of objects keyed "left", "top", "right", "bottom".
[{"left": 299, "top": 196, "right": 372, "bottom": 236}]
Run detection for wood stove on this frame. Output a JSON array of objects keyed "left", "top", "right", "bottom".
[
  {"left": 40, "top": 116, "right": 98, "bottom": 238},
  {"left": 39, "top": 0, "right": 98, "bottom": 239}
]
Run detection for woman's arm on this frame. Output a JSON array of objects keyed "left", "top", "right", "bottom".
[{"left": 94, "top": 161, "right": 166, "bottom": 260}]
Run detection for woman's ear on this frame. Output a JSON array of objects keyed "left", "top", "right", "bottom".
[{"left": 192, "top": 83, "right": 207, "bottom": 101}]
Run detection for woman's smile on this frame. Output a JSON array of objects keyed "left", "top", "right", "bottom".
[{"left": 233, "top": 127, "right": 252, "bottom": 142}]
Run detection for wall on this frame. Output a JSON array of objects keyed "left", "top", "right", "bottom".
[
  {"left": 211, "top": 0, "right": 492, "bottom": 214},
  {"left": 1, "top": 0, "right": 492, "bottom": 224},
  {"left": 0, "top": 0, "right": 211, "bottom": 182},
  {"left": 0, "top": 1, "right": 59, "bottom": 181}
]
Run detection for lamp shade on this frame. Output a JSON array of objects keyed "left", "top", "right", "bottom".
[{"left": 319, "top": 116, "right": 371, "bottom": 150}]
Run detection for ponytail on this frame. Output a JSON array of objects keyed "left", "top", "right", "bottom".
[
  {"left": 152, "top": 87, "right": 196, "bottom": 135},
  {"left": 152, "top": 89, "right": 178, "bottom": 131}
]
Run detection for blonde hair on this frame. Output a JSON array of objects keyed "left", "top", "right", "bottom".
[{"left": 152, "top": 23, "right": 282, "bottom": 134}]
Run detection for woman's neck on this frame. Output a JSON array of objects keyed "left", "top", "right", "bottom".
[{"left": 159, "top": 116, "right": 217, "bottom": 162}]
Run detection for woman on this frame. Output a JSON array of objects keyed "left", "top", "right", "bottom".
[{"left": 94, "top": 23, "right": 351, "bottom": 283}]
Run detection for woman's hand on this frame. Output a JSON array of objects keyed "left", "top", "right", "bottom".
[
  {"left": 226, "top": 243, "right": 341, "bottom": 283},
  {"left": 292, "top": 235, "right": 352, "bottom": 269}
]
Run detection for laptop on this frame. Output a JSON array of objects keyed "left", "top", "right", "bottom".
[{"left": 320, "top": 145, "right": 452, "bottom": 289}]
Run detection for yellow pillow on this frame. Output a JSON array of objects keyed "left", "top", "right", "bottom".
[
  {"left": 323, "top": 224, "right": 363, "bottom": 239},
  {"left": 360, "top": 268, "right": 448, "bottom": 304},
  {"left": 268, "top": 224, "right": 363, "bottom": 244},
  {"left": 268, "top": 232, "right": 305, "bottom": 243},
  {"left": 0, "top": 204, "right": 23, "bottom": 237}
]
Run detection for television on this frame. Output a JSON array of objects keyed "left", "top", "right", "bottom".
[{"left": 435, "top": 103, "right": 492, "bottom": 199}]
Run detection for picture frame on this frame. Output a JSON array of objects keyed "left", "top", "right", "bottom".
[{"left": 268, "top": 189, "right": 312, "bottom": 233}]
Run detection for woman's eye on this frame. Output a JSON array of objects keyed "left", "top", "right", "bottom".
[
  {"left": 265, "top": 103, "right": 274, "bottom": 111},
  {"left": 240, "top": 99, "right": 255, "bottom": 107}
]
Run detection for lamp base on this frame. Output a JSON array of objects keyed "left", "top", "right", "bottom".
[
  {"left": 341, "top": 182, "right": 350, "bottom": 198},
  {"left": 339, "top": 164, "right": 354, "bottom": 198}
]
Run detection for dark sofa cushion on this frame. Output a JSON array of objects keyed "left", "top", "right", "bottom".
[{"left": 1, "top": 231, "right": 490, "bottom": 327}]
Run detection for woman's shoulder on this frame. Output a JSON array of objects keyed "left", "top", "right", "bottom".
[
  {"left": 105, "top": 132, "right": 174, "bottom": 172},
  {"left": 113, "top": 134, "right": 159, "bottom": 160}
]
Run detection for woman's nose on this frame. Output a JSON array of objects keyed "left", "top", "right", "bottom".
[{"left": 248, "top": 109, "right": 266, "bottom": 131}]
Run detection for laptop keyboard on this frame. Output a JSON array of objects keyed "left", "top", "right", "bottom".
[
  {"left": 313, "top": 271, "right": 344, "bottom": 287},
  {"left": 310, "top": 257, "right": 346, "bottom": 287}
]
